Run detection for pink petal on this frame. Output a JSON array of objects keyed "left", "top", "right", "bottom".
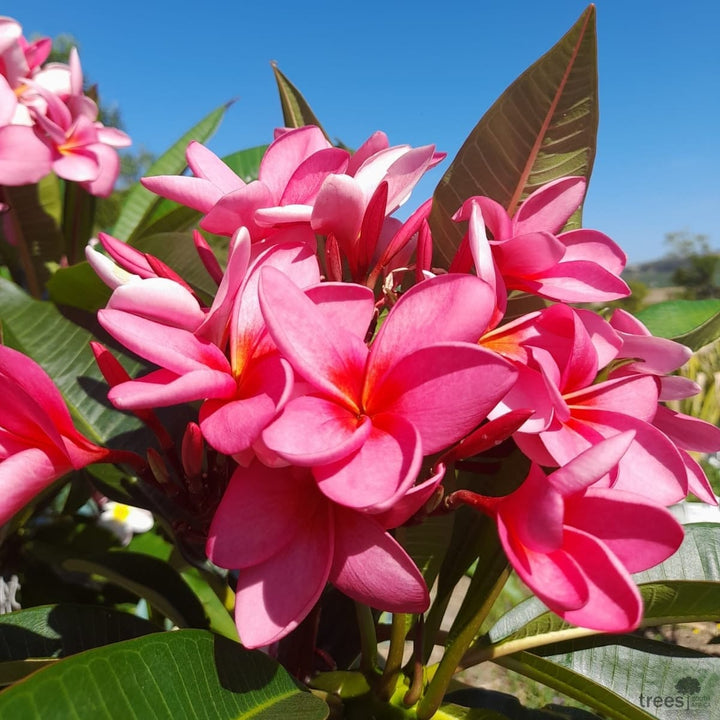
[
  {"left": 368, "top": 343, "right": 517, "bottom": 454},
  {"left": 305, "top": 282, "right": 375, "bottom": 339},
  {"left": 347, "top": 130, "right": 389, "bottom": 176},
  {"left": 682, "top": 450, "right": 718, "bottom": 505},
  {"left": 98, "top": 309, "right": 231, "bottom": 375},
  {"left": 366, "top": 274, "right": 497, "bottom": 390},
  {"left": 513, "top": 176, "right": 586, "bottom": 236},
  {"left": 199, "top": 355, "right": 293, "bottom": 455},
  {"left": 373, "top": 463, "right": 446, "bottom": 529},
  {"left": 207, "top": 463, "right": 322, "bottom": 569},
  {"left": 0, "top": 448, "right": 70, "bottom": 525},
  {"left": 565, "top": 375, "right": 659, "bottom": 422},
  {"left": 141, "top": 175, "right": 223, "bottom": 214},
  {"left": 313, "top": 412, "right": 422, "bottom": 511},
  {"left": 259, "top": 125, "right": 330, "bottom": 200},
  {"left": 653, "top": 405, "right": 720, "bottom": 452},
  {"left": 52, "top": 149, "right": 99, "bottom": 183},
  {"left": 280, "top": 147, "right": 349, "bottom": 204},
  {"left": 258, "top": 266, "right": 368, "bottom": 406},
  {"left": 0, "top": 125, "right": 52, "bottom": 185},
  {"left": 519, "top": 261, "right": 630, "bottom": 303},
  {"left": 200, "top": 181, "right": 275, "bottom": 238},
  {"left": 234, "top": 499, "right": 334, "bottom": 648},
  {"left": 0, "top": 345, "right": 77, "bottom": 438},
  {"left": 499, "top": 514, "right": 588, "bottom": 611},
  {"left": 560, "top": 528, "right": 643, "bottom": 633},
  {"left": 548, "top": 431, "right": 636, "bottom": 496},
  {"left": 107, "top": 278, "right": 205, "bottom": 331},
  {"left": 559, "top": 228, "right": 626, "bottom": 275},
  {"left": 564, "top": 488, "right": 684, "bottom": 573},
  {"left": 503, "top": 464, "right": 564, "bottom": 552},
  {"left": 108, "top": 368, "right": 236, "bottom": 409},
  {"left": 263, "top": 395, "right": 372, "bottom": 466},
  {"left": 186, "top": 141, "right": 245, "bottom": 193},
  {"left": 494, "top": 232, "right": 565, "bottom": 276},
  {"left": 330, "top": 506, "right": 429, "bottom": 612},
  {"left": 311, "top": 174, "right": 366, "bottom": 250}
]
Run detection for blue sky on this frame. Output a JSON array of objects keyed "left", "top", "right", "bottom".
[{"left": 6, "top": 1, "right": 719, "bottom": 263}]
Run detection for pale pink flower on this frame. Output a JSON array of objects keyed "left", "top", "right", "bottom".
[
  {"left": 451, "top": 177, "right": 629, "bottom": 304},
  {"left": 207, "top": 460, "right": 436, "bottom": 648},
  {"left": 453, "top": 433, "right": 684, "bottom": 632}
]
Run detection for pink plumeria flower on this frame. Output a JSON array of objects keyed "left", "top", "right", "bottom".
[
  {"left": 452, "top": 432, "right": 684, "bottom": 632},
  {"left": 0, "top": 345, "right": 115, "bottom": 525},
  {"left": 207, "top": 460, "right": 439, "bottom": 648},
  {"left": 451, "top": 177, "right": 630, "bottom": 304},
  {"left": 259, "top": 269, "right": 517, "bottom": 512}
]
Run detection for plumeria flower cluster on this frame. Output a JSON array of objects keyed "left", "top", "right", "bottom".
[
  {"left": 3, "top": 122, "right": 720, "bottom": 651},
  {"left": 0, "top": 15, "right": 130, "bottom": 195}
]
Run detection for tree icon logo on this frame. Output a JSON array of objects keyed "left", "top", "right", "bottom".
[{"left": 675, "top": 676, "right": 701, "bottom": 695}]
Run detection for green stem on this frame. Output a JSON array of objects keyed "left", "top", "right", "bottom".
[
  {"left": 355, "top": 602, "right": 377, "bottom": 675},
  {"left": 378, "top": 613, "right": 409, "bottom": 699},
  {"left": 415, "top": 566, "right": 510, "bottom": 720}
]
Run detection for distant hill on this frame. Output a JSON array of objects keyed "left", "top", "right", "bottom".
[{"left": 623, "top": 256, "right": 687, "bottom": 287}]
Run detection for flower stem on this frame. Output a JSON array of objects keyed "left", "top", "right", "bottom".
[
  {"left": 378, "top": 613, "right": 409, "bottom": 699},
  {"left": 415, "top": 565, "right": 510, "bottom": 720},
  {"left": 355, "top": 602, "right": 377, "bottom": 675}
]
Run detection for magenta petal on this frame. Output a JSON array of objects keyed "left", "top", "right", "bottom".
[
  {"left": 262, "top": 395, "right": 372, "bottom": 466},
  {"left": 311, "top": 174, "right": 366, "bottom": 249},
  {"left": 280, "top": 147, "right": 349, "bottom": 205},
  {"left": 513, "top": 176, "right": 586, "bottom": 236},
  {"left": 0, "top": 448, "right": 70, "bottom": 525},
  {"left": 559, "top": 228, "right": 626, "bottom": 275},
  {"left": 560, "top": 528, "right": 643, "bottom": 633},
  {"left": 207, "top": 463, "right": 323, "bottom": 569},
  {"left": 305, "top": 282, "right": 375, "bottom": 339},
  {"left": 653, "top": 405, "right": 720, "bottom": 453},
  {"left": 314, "top": 412, "right": 422, "bottom": 511},
  {"left": 258, "top": 266, "right": 368, "bottom": 405},
  {"left": 566, "top": 375, "right": 659, "bottom": 421},
  {"left": 369, "top": 343, "right": 517, "bottom": 454},
  {"left": 374, "top": 464, "right": 446, "bottom": 529},
  {"left": 494, "top": 232, "right": 565, "bottom": 276},
  {"left": 367, "top": 274, "right": 497, "bottom": 389},
  {"left": 523, "top": 261, "right": 630, "bottom": 302},
  {"left": 259, "top": 126, "right": 330, "bottom": 200},
  {"left": 98, "top": 309, "right": 231, "bottom": 375},
  {"left": 199, "top": 355, "right": 292, "bottom": 455},
  {"left": 330, "top": 506, "right": 429, "bottom": 612},
  {"left": 108, "top": 368, "right": 236, "bottom": 409},
  {"left": 141, "top": 175, "right": 222, "bottom": 214},
  {"left": 499, "top": 514, "right": 588, "bottom": 611},
  {"left": 564, "top": 489, "right": 683, "bottom": 573},
  {"left": 0, "top": 345, "right": 77, "bottom": 437},
  {"left": 234, "top": 499, "right": 333, "bottom": 648},
  {"left": 503, "top": 465, "right": 564, "bottom": 553},
  {"left": 186, "top": 141, "right": 244, "bottom": 193},
  {"left": 548, "top": 431, "right": 635, "bottom": 496},
  {"left": 200, "top": 181, "right": 275, "bottom": 237}
]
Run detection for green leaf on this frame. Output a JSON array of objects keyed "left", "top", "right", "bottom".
[
  {"left": 400, "top": 512, "right": 454, "bottom": 591},
  {"left": 0, "top": 278, "right": 144, "bottom": 447},
  {"left": 222, "top": 145, "right": 268, "bottom": 183},
  {"left": 112, "top": 103, "right": 229, "bottom": 242},
  {"left": 429, "top": 5, "right": 598, "bottom": 268},
  {"left": 493, "top": 649, "right": 659, "bottom": 720},
  {"left": 46, "top": 261, "right": 112, "bottom": 313},
  {"left": 436, "top": 703, "right": 509, "bottom": 719},
  {"left": 635, "top": 299, "right": 720, "bottom": 350},
  {"left": 0, "top": 604, "right": 158, "bottom": 686},
  {"left": 61, "top": 552, "right": 208, "bottom": 629},
  {"left": 0, "top": 629, "right": 329, "bottom": 719},
  {"left": 310, "top": 671, "right": 371, "bottom": 699},
  {"left": 537, "top": 636, "right": 720, "bottom": 720},
  {"left": 271, "top": 63, "right": 330, "bottom": 139}
]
